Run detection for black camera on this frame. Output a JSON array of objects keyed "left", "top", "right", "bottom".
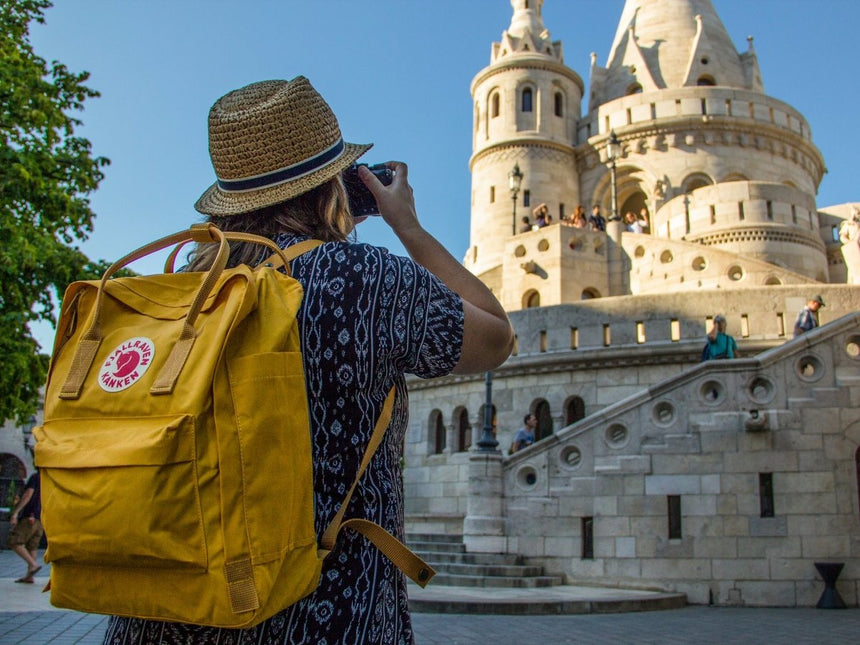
[{"left": 342, "top": 163, "right": 393, "bottom": 217}]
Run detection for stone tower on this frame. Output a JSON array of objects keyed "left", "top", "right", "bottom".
[
  {"left": 465, "top": 0, "right": 583, "bottom": 296},
  {"left": 581, "top": 0, "right": 828, "bottom": 287},
  {"left": 468, "top": 0, "right": 832, "bottom": 312}
]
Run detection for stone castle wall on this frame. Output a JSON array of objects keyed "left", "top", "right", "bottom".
[{"left": 405, "top": 303, "right": 860, "bottom": 606}]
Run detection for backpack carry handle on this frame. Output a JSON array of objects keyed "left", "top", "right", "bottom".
[{"left": 58, "top": 224, "right": 293, "bottom": 399}]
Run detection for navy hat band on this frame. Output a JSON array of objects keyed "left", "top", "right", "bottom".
[{"left": 216, "top": 138, "right": 345, "bottom": 193}]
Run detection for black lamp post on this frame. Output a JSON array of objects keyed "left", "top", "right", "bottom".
[
  {"left": 476, "top": 370, "right": 498, "bottom": 451},
  {"left": 606, "top": 130, "right": 620, "bottom": 222},
  {"left": 509, "top": 163, "right": 524, "bottom": 234}
]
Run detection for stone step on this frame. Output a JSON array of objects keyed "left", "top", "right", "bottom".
[
  {"left": 430, "top": 573, "right": 565, "bottom": 588},
  {"left": 430, "top": 562, "right": 546, "bottom": 577},
  {"left": 410, "top": 541, "right": 466, "bottom": 553},
  {"left": 407, "top": 533, "right": 463, "bottom": 544},
  {"left": 413, "top": 550, "right": 523, "bottom": 566},
  {"left": 407, "top": 582, "right": 688, "bottom": 615}
]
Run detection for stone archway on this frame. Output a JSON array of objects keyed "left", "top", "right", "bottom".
[
  {"left": 0, "top": 453, "right": 26, "bottom": 513},
  {"left": 534, "top": 399, "right": 553, "bottom": 440}
]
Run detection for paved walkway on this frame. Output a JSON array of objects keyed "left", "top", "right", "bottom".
[{"left": 2, "top": 550, "right": 858, "bottom": 644}]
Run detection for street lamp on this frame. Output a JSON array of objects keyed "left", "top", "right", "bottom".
[
  {"left": 476, "top": 370, "right": 498, "bottom": 451},
  {"left": 606, "top": 130, "right": 620, "bottom": 222},
  {"left": 509, "top": 163, "right": 524, "bottom": 234}
]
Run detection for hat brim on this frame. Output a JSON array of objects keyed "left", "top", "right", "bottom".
[{"left": 195, "top": 141, "right": 372, "bottom": 216}]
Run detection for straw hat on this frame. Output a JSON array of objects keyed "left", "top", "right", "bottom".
[{"left": 195, "top": 77, "right": 371, "bottom": 216}]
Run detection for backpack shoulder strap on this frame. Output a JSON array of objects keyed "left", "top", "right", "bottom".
[{"left": 318, "top": 387, "right": 435, "bottom": 587}]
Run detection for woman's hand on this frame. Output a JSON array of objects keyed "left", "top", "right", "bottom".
[{"left": 358, "top": 162, "right": 421, "bottom": 236}]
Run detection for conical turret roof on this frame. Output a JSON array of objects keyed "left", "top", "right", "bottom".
[
  {"left": 592, "top": 0, "right": 761, "bottom": 106},
  {"left": 490, "top": 0, "right": 563, "bottom": 64}
]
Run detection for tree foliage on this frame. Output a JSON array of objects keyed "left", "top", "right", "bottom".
[{"left": 1, "top": 0, "right": 111, "bottom": 423}]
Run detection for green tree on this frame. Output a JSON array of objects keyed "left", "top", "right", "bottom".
[{"left": 1, "top": 0, "right": 111, "bottom": 423}]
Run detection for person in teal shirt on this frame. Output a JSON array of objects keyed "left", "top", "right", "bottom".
[{"left": 703, "top": 314, "right": 737, "bottom": 360}]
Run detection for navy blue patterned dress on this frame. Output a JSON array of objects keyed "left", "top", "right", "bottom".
[{"left": 102, "top": 235, "right": 464, "bottom": 645}]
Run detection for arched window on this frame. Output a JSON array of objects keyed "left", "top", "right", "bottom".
[
  {"left": 565, "top": 397, "right": 586, "bottom": 426},
  {"left": 697, "top": 75, "right": 716, "bottom": 86},
  {"left": 554, "top": 91, "right": 564, "bottom": 117},
  {"left": 682, "top": 173, "right": 714, "bottom": 194},
  {"left": 534, "top": 400, "right": 553, "bottom": 440},
  {"left": 430, "top": 410, "right": 445, "bottom": 454},
  {"left": 491, "top": 92, "right": 500, "bottom": 118},
  {"left": 524, "top": 290, "right": 540, "bottom": 309},
  {"left": 521, "top": 88, "right": 533, "bottom": 113},
  {"left": 581, "top": 288, "right": 601, "bottom": 300},
  {"left": 0, "top": 454, "right": 27, "bottom": 523},
  {"left": 457, "top": 409, "right": 471, "bottom": 452}
]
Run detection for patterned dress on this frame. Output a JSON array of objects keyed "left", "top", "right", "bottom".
[{"left": 102, "top": 235, "right": 464, "bottom": 645}]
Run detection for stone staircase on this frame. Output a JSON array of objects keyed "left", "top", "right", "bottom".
[
  {"left": 406, "top": 533, "right": 687, "bottom": 615},
  {"left": 408, "top": 533, "right": 564, "bottom": 588}
]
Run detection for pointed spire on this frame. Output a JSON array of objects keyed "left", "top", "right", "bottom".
[
  {"left": 492, "top": 0, "right": 563, "bottom": 64},
  {"left": 593, "top": 0, "right": 758, "bottom": 106},
  {"left": 507, "top": 0, "right": 548, "bottom": 40}
]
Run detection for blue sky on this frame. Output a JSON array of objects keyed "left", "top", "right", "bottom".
[{"left": 28, "top": 0, "right": 860, "bottom": 349}]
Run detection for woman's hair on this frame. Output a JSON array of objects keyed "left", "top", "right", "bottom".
[{"left": 185, "top": 176, "right": 352, "bottom": 271}]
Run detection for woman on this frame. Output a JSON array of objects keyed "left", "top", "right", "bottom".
[
  {"left": 102, "top": 77, "right": 513, "bottom": 644},
  {"left": 703, "top": 314, "right": 737, "bottom": 360},
  {"left": 571, "top": 205, "right": 587, "bottom": 229}
]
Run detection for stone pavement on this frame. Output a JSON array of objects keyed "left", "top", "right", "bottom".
[{"left": 2, "top": 550, "right": 858, "bottom": 644}]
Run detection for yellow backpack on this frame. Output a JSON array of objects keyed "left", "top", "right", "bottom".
[{"left": 34, "top": 224, "right": 433, "bottom": 628}]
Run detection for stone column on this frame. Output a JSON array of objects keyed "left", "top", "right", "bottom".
[
  {"left": 443, "top": 423, "right": 455, "bottom": 455},
  {"left": 462, "top": 451, "right": 506, "bottom": 553},
  {"left": 606, "top": 218, "right": 627, "bottom": 296}
]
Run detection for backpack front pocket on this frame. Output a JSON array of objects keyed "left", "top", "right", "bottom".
[{"left": 34, "top": 415, "right": 207, "bottom": 571}]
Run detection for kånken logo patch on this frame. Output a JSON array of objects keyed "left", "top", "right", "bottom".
[{"left": 98, "top": 337, "right": 155, "bottom": 392}]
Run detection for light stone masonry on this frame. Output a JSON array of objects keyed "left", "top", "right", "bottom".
[{"left": 402, "top": 0, "right": 860, "bottom": 608}]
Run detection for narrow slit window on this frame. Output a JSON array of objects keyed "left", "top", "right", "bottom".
[
  {"left": 766, "top": 201, "right": 773, "bottom": 220},
  {"left": 523, "top": 189, "right": 531, "bottom": 208},
  {"left": 759, "top": 473, "right": 774, "bottom": 517},
  {"left": 636, "top": 321, "right": 646, "bottom": 344},
  {"left": 581, "top": 517, "right": 594, "bottom": 559},
  {"left": 670, "top": 319, "right": 680, "bottom": 342},
  {"left": 570, "top": 327, "right": 579, "bottom": 350},
  {"left": 776, "top": 312, "right": 785, "bottom": 337},
  {"left": 490, "top": 186, "right": 495, "bottom": 203},
  {"left": 668, "top": 495, "right": 682, "bottom": 539},
  {"left": 602, "top": 324, "right": 611, "bottom": 347},
  {"left": 539, "top": 330, "right": 547, "bottom": 353},
  {"left": 738, "top": 202, "right": 745, "bottom": 221},
  {"left": 521, "top": 88, "right": 533, "bottom": 113},
  {"left": 741, "top": 314, "right": 750, "bottom": 338}
]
